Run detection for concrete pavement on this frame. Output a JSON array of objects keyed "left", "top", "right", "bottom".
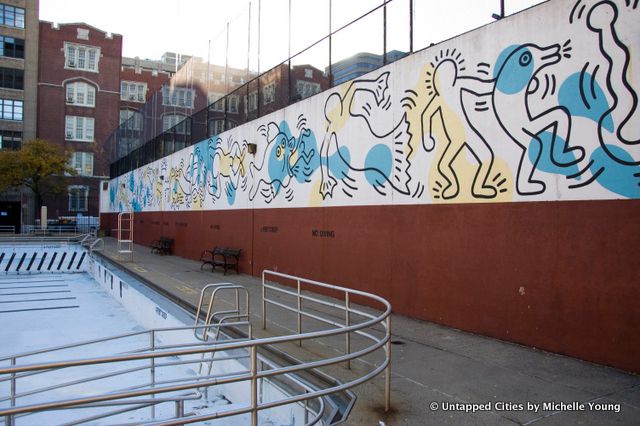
[{"left": 98, "top": 238, "right": 640, "bottom": 425}]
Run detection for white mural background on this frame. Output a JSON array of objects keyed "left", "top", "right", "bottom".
[{"left": 108, "top": 0, "right": 640, "bottom": 213}]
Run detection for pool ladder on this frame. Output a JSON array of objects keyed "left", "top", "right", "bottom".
[
  {"left": 117, "top": 211, "right": 134, "bottom": 261},
  {"left": 194, "top": 283, "right": 251, "bottom": 377}
]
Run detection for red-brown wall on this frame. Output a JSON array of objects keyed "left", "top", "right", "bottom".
[{"left": 101, "top": 198, "right": 640, "bottom": 373}]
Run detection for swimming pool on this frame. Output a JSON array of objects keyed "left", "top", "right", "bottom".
[{"left": 0, "top": 240, "right": 391, "bottom": 425}]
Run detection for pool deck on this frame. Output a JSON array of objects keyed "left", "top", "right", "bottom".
[{"left": 98, "top": 238, "right": 640, "bottom": 425}]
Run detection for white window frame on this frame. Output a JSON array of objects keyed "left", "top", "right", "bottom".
[
  {"left": 209, "top": 119, "right": 225, "bottom": 136},
  {"left": 263, "top": 83, "right": 275, "bottom": 105},
  {"left": 208, "top": 92, "right": 225, "bottom": 111},
  {"left": 65, "top": 42, "right": 100, "bottom": 72},
  {"left": 119, "top": 109, "right": 143, "bottom": 131},
  {"left": 162, "top": 114, "right": 190, "bottom": 134},
  {"left": 296, "top": 80, "right": 321, "bottom": 99},
  {"left": 68, "top": 185, "right": 89, "bottom": 212},
  {"left": 65, "top": 116, "right": 94, "bottom": 142},
  {"left": 69, "top": 151, "right": 94, "bottom": 176},
  {"left": 228, "top": 95, "right": 239, "bottom": 113},
  {"left": 162, "top": 86, "right": 195, "bottom": 108},
  {"left": 120, "top": 80, "right": 147, "bottom": 102},
  {"left": 244, "top": 91, "right": 258, "bottom": 113},
  {"left": 66, "top": 82, "right": 96, "bottom": 107}
]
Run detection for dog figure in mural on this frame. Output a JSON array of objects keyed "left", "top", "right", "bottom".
[
  {"left": 489, "top": 42, "right": 586, "bottom": 195},
  {"left": 249, "top": 121, "right": 314, "bottom": 203},
  {"left": 320, "top": 72, "right": 413, "bottom": 199},
  {"left": 419, "top": 53, "right": 499, "bottom": 199}
]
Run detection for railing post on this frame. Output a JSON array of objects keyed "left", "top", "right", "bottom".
[
  {"left": 175, "top": 400, "right": 184, "bottom": 424},
  {"left": 261, "top": 273, "right": 267, "bottom": 330},
  {"left": 5, "top": 415, "right": 14, "bottom": 426},
  {"left": 297, "top": 279, "right": 302, "bottom": 346},
  {"left": 10, "top": 357, "right": 16, "bottom": 408},
  {"left": 345, "top": 292, "right": 351, "bottom": 369},
  {"left": 250, "top": 345, "right": 258, "bottom": 426},
  {"left": 150, "top": 330, "right": 156, "bottom": 420},
  {"left": 385, "top": 315, "right": 391, "bottom": 412}
]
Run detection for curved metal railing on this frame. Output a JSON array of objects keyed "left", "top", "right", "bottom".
[{"left": 0, "top": 270, "right": 391, "bottom": 425}]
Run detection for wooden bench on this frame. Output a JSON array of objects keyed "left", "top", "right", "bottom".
[
  {"left": 200, "top": 247, "right": 241, "bottom": 275},
  {"left": 151, "top": 237, "right": 173, "bottom": 255}
]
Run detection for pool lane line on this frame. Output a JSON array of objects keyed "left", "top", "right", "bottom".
[
  {"left": 0, "top": 284, "right": 69, "bottom": 290},
  {"left": 0, "top": 305, "right": 80, "bottom": 314},
  {"left": 0, "top": 297, "right": 77, "bottom": 304},
  {"left": 0, "top": 290, "right": 72, "bottom": 296}
]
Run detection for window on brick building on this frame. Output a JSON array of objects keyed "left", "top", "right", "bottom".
[
  {"left": 208, "top": 119, "right": 225, "bottom": 136},
  {"left": 65, "top": 43, "right": 100, "bottom": 72},
  {"left": 296, "top": 81, "right": 321, "bottom": 100},
  {"left": 0, "top": 99, "right": 22, "bottom": 121},
  {"left": 68, "top": 152, "right": 94, "bottom": 176},
  {"left": 66, "top": 82, "right": 96, "bottom": 107},
  {"left": 68, "top": 185, "right": 89, "bottom": 212},
  {"left": 0, "top": 36, "right": 24, "bottom": 59},
  {"left": 263, "top": 83, "right": 275, "bottom": 105},
  {"left": 121, "top": 81, "right": 147, "bottom": 102},
  {"left": 162, "top": 114, "right": 190, "bottom": 134},
  {"left": 0, "top": 67, "right": 23, "bottom": 89},
  {"left": 119, "top": 109, "right": 143, "bottom": 131},
  {"left": 65, "top": 116, "right": 94, "bottom": 142},
  {"left": 228, "top": 95, "right": 239, "bottom": 113},
  {"left": 162, "top": 86, "right": 194, "bottom": 108},
  {"left": 0, "top": 4, "right": 25, "bottom": 28},
  {"left": 208, "top": 92, "right": 224, "bottom": 111},
  {"left": 244, "top": 91, "right": 258, "bottom": 113}
]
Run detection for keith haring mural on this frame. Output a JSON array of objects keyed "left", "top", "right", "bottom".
[{"left": 109, "top": 0, "right": 639, "bottom": 213}]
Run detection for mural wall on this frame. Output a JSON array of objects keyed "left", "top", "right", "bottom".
[
  {"left": 109, "top": 0, "right": 640, "bottom": 213},
  {"left": 103, "top": 0, "right": 640, "bottom": 373}
]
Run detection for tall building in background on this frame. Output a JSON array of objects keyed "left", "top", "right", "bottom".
[
  {"left": 329, "top": 50, "right": 406, "bottom": 86},
  {"left": 37, "top": 22, "right": 122, "bottom": 218},
  {"left": 0, "top": 0, "right": 38, "bottom": 149},
  {"left": 118, "top": 56, "right": 171, "bottom": 158},
  {"left": 0, "top": 0, "right": 39, "bottom": 232}
]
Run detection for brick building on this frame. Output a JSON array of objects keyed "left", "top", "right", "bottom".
[
  {"left": 0, "top": 0, "right": 39, "bottom": 232},
  {"left": 37, "top": 21, "right": 122, "bottom": 217},
  {"left": 117, "top": 57, "right": 171, "bottom": 158}
]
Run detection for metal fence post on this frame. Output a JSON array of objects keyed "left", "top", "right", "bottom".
[
  {"left": 262, "top": 273, "right": 267, "bottom": 330},
  {"left": 297, "top": 279, "right": 302, "bottom": 346},
  {"left": 10, "top": 357, "right": 16, "bottom": 407},
  {"left": 385, "top": 315, "right": 391, "bottom": 412},
  {"left": 250, "top": 345, "right": 258, "bottom": 426},
  {"left": 150, "top": 330, "right": 156, "bottom": 419},
  {"left": 345, "top": 292, "right": 351, "bottom": 369},
  {"left": 175, "top": 399, "right": 184, "bottom": 423}
]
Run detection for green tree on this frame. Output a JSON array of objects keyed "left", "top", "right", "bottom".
[{"left": 0, "top": 139, "right": 77, "bottom": 214}]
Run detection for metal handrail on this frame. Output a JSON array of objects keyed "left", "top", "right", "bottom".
[
  {"left": 0, "top": 270, "right": 391, "bottom": 425},
  {"left": 89, "top": 237, "right": 104, "bottom": 252},
  {"left": 0, "top": 225, "right": 15, "bottom": 234}
]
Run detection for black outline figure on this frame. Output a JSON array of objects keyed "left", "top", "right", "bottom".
[
  {"left": 249, "top": 119, "right": 314, "bottom": 203},
  {"left": 419, "top": 51, "right": 500, "bottom": 199},
  {"left": 582, "top": 0, "right": 640, "bottom": 166},
  {"left": 490, "top": 43, "right": 585, "bottom": 195},
  {"left": 320, "top": 71, "right": 413, "bottom": 199}
]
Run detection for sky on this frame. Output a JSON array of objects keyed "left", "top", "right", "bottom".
[{"left": 39, "top": 0, "right": 545, "bottom": 72}]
